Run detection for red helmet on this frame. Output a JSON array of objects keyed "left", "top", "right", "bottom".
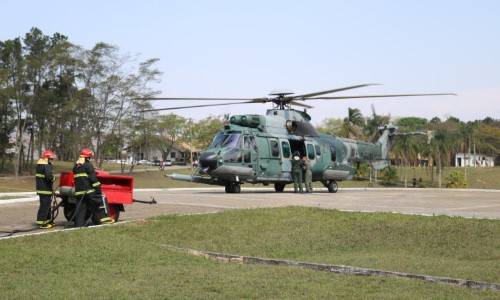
[
  {"left": 42, "top": 150, "right": 55, "bottom": 159},
  {"left": 80, "top": 148, "right": 93, "bottom": 158}
]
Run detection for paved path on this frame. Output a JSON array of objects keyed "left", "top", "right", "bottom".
[{"left": 1, "top": 188, "right": 499, "bottom": 238}]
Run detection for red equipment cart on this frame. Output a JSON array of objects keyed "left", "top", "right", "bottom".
[{"left": 57, "top": 169, "right": 134, "bottom": 225}]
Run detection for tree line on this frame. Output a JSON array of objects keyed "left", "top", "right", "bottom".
[
  {"left": 316, "top": 108, "right": 500, "bottom": 169},
  {"left": 0, "top": 28, "right": 225, "bottom": 176},
  {"left": 1, "top": 28, "right": 498, "bottom": 177}
]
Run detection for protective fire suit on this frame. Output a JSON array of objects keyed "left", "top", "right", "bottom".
[
  {"left": 35, "top": 158, "right": 55, "bottom": 226},
  {"left": 72, "top": 157, "right": 112, "bottom": 226}
]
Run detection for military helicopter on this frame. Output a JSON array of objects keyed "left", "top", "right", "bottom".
[{"left": 137, "top": 84, "right": 454, "bottom": 193}]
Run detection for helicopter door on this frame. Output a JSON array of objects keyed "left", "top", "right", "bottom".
[
  {"left": 241, "top": 135, "right": 257, "bottom": 165},
  {"left": 279, "top": 139, "right": 292, "bottom": 173}
]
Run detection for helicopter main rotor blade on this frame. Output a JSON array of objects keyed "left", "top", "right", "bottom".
[
  {"left": 292, "top": 84, "right": 380, "bottom": 99},
  {"left": 308, "top": 93, "right": 457, "bottom": 100},
  {"left": 290, "top": 100, "right": 314, "bottom": 109},
  {"left": 133, "top": 97, "right": 258, "bottom": 101},
  {"left": 140, "top": 100, "right": 259, "bottom": 112}
]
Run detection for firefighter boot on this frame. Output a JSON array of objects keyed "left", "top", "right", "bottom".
[
  {"left": 39, "top": 222, "right": 56, "bottom": 229},
  {"left": 98, "top": 194, "right": 115, "bottom": 224},
  {"left": 100, "top": 217, "right": 115, "bottom": 225}
]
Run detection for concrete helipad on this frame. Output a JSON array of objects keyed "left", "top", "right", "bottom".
[{"left": 1, "top": 188, "right": 499, "bottom": 238}]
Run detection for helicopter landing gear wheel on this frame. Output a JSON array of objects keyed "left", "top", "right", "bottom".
[
  {"left": 328, "top": 180, "right": 338, "bottom": 193},
  {"left": 225, "top": 183, "right": 241, "bottom": 194},
  {"left": 274, "top": 183, "right": 285, "bottom": 192}
]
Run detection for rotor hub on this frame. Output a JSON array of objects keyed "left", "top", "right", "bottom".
[{"left": 268, "top": 89, "right": 294, "bottom": 96}]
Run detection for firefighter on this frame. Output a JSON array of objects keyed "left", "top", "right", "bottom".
[
  {"left": 72, "top": 148, "right": 115, "bottom": 227},
  {"left": 36, "top": 150, "right": 56, "bottom": 229}
]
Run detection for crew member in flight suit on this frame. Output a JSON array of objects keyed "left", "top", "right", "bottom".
[
  {"left": 291, "top": 151, "right": 304, "bottom": 193},
  {"left": 72, "top": 148, "right": 114, "bottom": 227},
  {"left": 302, "top": 156, "right": 313, "bottom": 193}
]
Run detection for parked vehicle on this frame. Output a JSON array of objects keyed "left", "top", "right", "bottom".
[{"left": 137, "top": 159, "right": 149, "bottom": 165}]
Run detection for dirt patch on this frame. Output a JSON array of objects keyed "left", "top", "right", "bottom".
[{"left": 125, "top": 219, "right": 160, "bottom": 227}]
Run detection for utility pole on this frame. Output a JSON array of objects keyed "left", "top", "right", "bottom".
[{"left": 189, "top": 118, "right": 193, "bottom": 168}]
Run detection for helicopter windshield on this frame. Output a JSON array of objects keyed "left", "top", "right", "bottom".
[
  {"left": 222, "top": 134, "right": 241, "bottom": 148},
  {"left": 209, "top": 133, "right": 241, "bottom": 149}
]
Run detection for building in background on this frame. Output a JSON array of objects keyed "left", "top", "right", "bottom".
[{"left": 455, "top": 153, "right": 495, "bottom": 167}]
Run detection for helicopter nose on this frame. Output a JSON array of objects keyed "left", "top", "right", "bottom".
[{"left": 199, "top": 151, "right": 218, "bottom": 172}]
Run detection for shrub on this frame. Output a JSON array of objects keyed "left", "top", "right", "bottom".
[
  {"left": 355, "top": 162, "right": 370, "bottom": 179},
  {"left": 445, "top": 170, "right": 467, "bottom": 188},
  {"left": 382, "top": 165, "right": 398, "bottom": 183}
]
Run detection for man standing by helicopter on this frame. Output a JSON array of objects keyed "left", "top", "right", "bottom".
[
  {"left": 302, "top": 156, "right": 313, "bottom": 193},
  {"left": 291, "top": 151, "right": 304, "bottom": 193}
]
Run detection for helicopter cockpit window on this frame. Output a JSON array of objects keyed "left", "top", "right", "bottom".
[
  {"left": 209, "top": 132, "right": 225, "bottom": 149},
  {"left": 241, "top": 136, "right": 255, "bottom": 163},
  {"left": 315, "top": 145, "right": 321, "bottom": 156},
  {"left": 330, "top": 146, "right": 337, "bottom": 162},
  {"left": 307, "top": 144, "right": 315, "bottom": 160},
  {"left": 270, "top": 140, "right": 280, "bottom": 157},
  {"left": 281, "top": 142, "right": 290, "bottom": 158},
  {"left": 221, "top": 134, "right": 241, "bottom": 148},
  {"left": 222, "top": 148, "right": 242, "bottom": 163},
  {"left": 242, "top": 136, "right": 256, "bottom": 150}
]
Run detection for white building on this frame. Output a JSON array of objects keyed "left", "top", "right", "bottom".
[
  {"left": 455, "top": 153, "right": 495, "bottom": 167},
  {"left": 124, "top": 141, "right": 200, "bottom": 165}
]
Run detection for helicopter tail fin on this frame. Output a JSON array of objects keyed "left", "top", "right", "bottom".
[{"left": 375, "top": 124, "right": 398, "bottom": 160}]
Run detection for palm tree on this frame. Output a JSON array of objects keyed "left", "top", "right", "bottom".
[
  {"left": 342, "top": 107, "right": 365, "bottom": 139},
  {"left": 365, "top": 104, "right": 390, "bottom": 142},
  {"left": 423, "top": 127, "right": 461, "bottom": 187}
]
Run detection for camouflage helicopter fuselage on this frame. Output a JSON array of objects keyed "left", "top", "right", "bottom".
[{"left": 170, "top": 108, "right": 397, "bottom": 193}]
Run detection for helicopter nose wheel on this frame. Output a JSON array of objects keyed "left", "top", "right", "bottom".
[
  {"left": 327, "top": 180, "right": 338, "bottom": 193},
  {"left": 225, "top": 183, "right": 241, "bottom": 194},
  {"left": 274, "top": 183, "right": 285, "bottom": 192}
]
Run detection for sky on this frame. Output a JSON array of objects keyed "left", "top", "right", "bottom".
[{"left": 3, "top": 1, "right": 500, "bottom": 124}]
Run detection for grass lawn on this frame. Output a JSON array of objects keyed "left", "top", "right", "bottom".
[{"left": 1, "top": 207, "right": 499, "bottom": 299}]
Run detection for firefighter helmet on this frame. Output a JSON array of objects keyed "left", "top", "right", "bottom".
[
  {"left": 80, "top": 148, "right": 93, "bottom": 158},
  {"left": 42, "top": 150, "right": 55, "bottom": 159}
]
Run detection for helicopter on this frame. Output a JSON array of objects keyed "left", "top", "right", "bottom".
[{"left": 137, "top": 84, "right": 454, "bottom": 193}]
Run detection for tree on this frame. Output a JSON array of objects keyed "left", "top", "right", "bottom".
[
  {"left": 430, "top": 117, "right": 441, "bottom": 124},
  {"left": 191, "top": 116, "right": 225, "bottom": 150},
  {"left": 73, "top": 42, "right": 161, "bottom": 166},
  {"left": 364, "top": 104, "right": 390, "bottom": 142},
  {"left": 316, "top": 117, "right": 343, "bottom": 136},
  {"left": 0, "top": 41, "right": 17, "bottom": 169},
  {"left": 342, "top": 107, "right": 364, "bottom": 139},
  {"left": 1, "top": 29, "right": 161, "bottom": 175},
  {"left": 152, "top": 113, "right": 188, "bottom": 161},
  {"left": 1, "top": 28, "right": 72, "bottom": 176},
  {"left": 396, "top": 117, "right": 429, "bottom": 131}
]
